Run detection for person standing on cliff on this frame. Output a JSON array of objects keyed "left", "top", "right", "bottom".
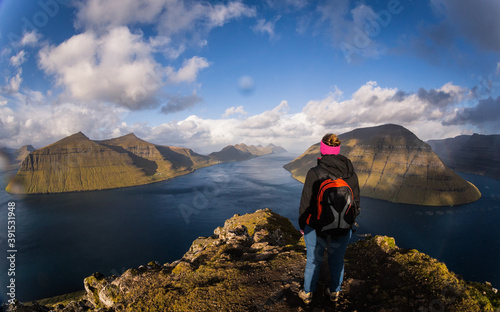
[{"left": 298, "top": 133, "right": 361, "bottom": 305}]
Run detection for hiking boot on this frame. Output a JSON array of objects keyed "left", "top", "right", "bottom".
[
  {"left": 325, "top": 288, "right": 340, "bottom": 302},
  {"left": 298, "top": 289, "right": 313, "bottom": 304}
]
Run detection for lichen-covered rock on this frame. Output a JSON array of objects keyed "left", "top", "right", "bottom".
[{"left": 7, "top": 209, "right": 498, "bottom": 312}]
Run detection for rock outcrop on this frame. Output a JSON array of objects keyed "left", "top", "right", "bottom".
[
  {"left": 284, "top": 124, "right": 481, "bottom": 206},
  {"left": 428, "top": 133, "right": 500, "bottom": 180},
  {"left": 5, "top": 133, "right": 215, "bottom": 194},
  {"left": 6, "top": 209, "right": 498, "bottom": 311}
]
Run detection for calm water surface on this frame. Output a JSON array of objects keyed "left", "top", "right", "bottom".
[{"left": 0, "top": 154, "right": 499, "bottom": 303}]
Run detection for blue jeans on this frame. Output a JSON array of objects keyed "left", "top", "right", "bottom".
[{"left": 303, "top": 224, "right": 352, "bottom": 293}]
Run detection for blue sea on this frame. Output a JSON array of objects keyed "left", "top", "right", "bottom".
[{"left": 0, "top": 154, "right": 499, "bottom": 303}]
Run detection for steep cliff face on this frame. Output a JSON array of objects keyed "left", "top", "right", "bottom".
[
  {"left": 5, "top": 133, "right": 152, "bottom": 194},
  {"left": 5, "top": 134, "right": 286, "bottom": 194},
  {"left": 284, "top": 124, "right": 481, "bottom": 206},
  {"left": 11, "top": 209, "right": 499, "bottom": 312},
  {"left": 99, "top": 133, "right": 214, "bottom": 177},
  {"left": 5, "top": 133, "right": 215, "bottom": 194},
  {"left": 428, "top": 134, "right": 500, "bottom": 180},
  {"left": 14, "top": 145, "right": 35, "bottom": 167}
]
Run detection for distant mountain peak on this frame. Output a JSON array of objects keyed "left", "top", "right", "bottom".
[
  {"left": 48, "top": 132, "right": 91, "bottom": 147},
  {"left": 71, "top": 131, "right": 89, "bottom": 139},
  {"left": 19, "top": 145, "right": 35, "bottom": 152},
  {"left": 122, "top": 133, "right": 139, "bottom": 139},
  {"left": 102, "top": 133, "right": 150, "bottom": 146}
]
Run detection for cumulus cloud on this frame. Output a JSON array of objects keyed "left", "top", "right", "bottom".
[
  {"left": 10, "top": 50, "right": 27, "bottom": 67},
  {"left": 1, "top": 79, "right": 495, "bottom": 153},
  {"left": 223, "top": 106, "right": 247, "bottom": 118},
  {"left": 111, "top": 82, "right": 494, "bottom": 152},
  {"left": 156, "top": 1, "right": 256, "bottom": 38},
  {"left": 39, "top": 27, "right": 170, "bottom": 110},
  {"left": 76, "top": 0, "right": 256, "bottom": 46},
  {"left": 444, "top": 96, "right": 500, "bottom": 126},
  {"left": 20, "top": 31, "right": 41, "bottom": 47},
  {"left": 0, "top": 92, "right": 127, "bottom": 148},
  {"left": 242, "top": 100, "right": 289, "bottom": 129},
  {"left": 143, "top": 101, "right": 321, "bottom": 153},
  {"left": 166, "top": 56, "right": 209, "bottom": 84},
  {"left": 160, "top": 92, "right": 203, "bottom": 114},
  {"left": 1, "top": 70, "right": 23, "bottom": 95},
  {"left": 75, "top": 0, "right": 167, "bottom": 31},
  {"left": 303, "top": 81, "right": 467, "bottom": 128},
  {"left": 417, "top": 82, "right": 466, "bottom": 108}
]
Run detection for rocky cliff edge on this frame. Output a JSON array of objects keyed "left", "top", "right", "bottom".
[{"left": 5, "top": 209, "right": 499, "bottom": 312}]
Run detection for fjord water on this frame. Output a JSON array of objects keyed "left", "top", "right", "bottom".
[{"left": 0, "top": 154, "right": 499, "bottom": 303}]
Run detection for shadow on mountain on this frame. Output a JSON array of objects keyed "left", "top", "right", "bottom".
[{"left": 100, "top": 144, "right": 158, "bottom": 176}]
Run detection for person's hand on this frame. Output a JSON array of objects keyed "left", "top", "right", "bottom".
[{"left": 300, "top": 229, "right": 304, "bottom": 235}]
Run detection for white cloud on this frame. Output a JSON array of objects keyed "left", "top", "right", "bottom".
[
  {"left": 141, "top": 100, "right": 320, "bottom": 153},
  {"left": 39, "top": 27, "right": 171, "bottom": 110},
  {"left": 166, "top": 56, "right": 209, "bottom": 84},
  {"left": 75, "top": 0, "right": 165, "bottom": 30},
  {"left": 497, "top": 62, "right": 500, "bottom": 75},
  {"left": 242, "top": 100, "right": 289, "bottom": 129},
  {"left": 0, "top": 80, "right": 489, "bottom": 154},
  {"left": 160, "top": 91, "right": 203, "bottom": 114},
  {"left": 20, "top": 31, "right": 41, "bottom": 46},
  {"left": 303, "top": 81, "right": 467, "bottom": 130},
  {"left": 156, "top": 1, "right": 256, "bottom": 38},
  {"left": 76, "top": 0, "right": 256, "bottom": 48},
  {"left": 207, "top": 2, "right": 256, "bottom": 28},
  {"left": 1, "top": 69, "right": 23, "bottom": 94},
  {"left": 223, "top": 105, "right": 247, "bottom": 118},
  {"left": 0, "top": 92, "right": 126, "bottom": 148},
  {"left": 10, "top": 50, "right": 27, "bottom": 67},
  {"left": 252, "top": 16, "right": 281, "bottom": 40}
]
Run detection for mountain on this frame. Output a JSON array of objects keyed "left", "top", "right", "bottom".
[
  {"left": 209, "top": 143, "right": 287, "bottom": 162},
  {"left": 9, "top": 209, "right": 499, "bottom": 311},
  {"left": 284, "top": 124, "right": 481, "bottom": 206},
  {"left": 267, "top": 143, "right": 288, "bottom": 154},
  {"left": 427, "top": 134, "right": 500, "bottom": 180},
  {"left": 5, "top": 134, "right": 287, "bottom": 194},
  {"left": 0, "top": 145, "right": 35, "bottom": 171},
  {"left": 5, "top": 133, "right": 215, "bottom": 194}
]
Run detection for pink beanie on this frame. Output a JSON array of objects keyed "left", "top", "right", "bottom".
[{"left": 320, "top": 141, "right": 340, "bottom": 155}]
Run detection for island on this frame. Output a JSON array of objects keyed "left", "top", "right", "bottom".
[
  {"left": 284, "top": 124, "right": 481, "bottom": 206},
  {"left": 5, "top": 132, "right": 285, "bottom": 194}
]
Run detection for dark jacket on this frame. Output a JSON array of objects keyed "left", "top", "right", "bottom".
[{"left": 298, "top": 154, "right": 361, "bottom": 232}]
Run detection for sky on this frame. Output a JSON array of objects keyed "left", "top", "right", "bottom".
[{"left": 0, "top": 0, "right": 499, "bottom": 153}]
